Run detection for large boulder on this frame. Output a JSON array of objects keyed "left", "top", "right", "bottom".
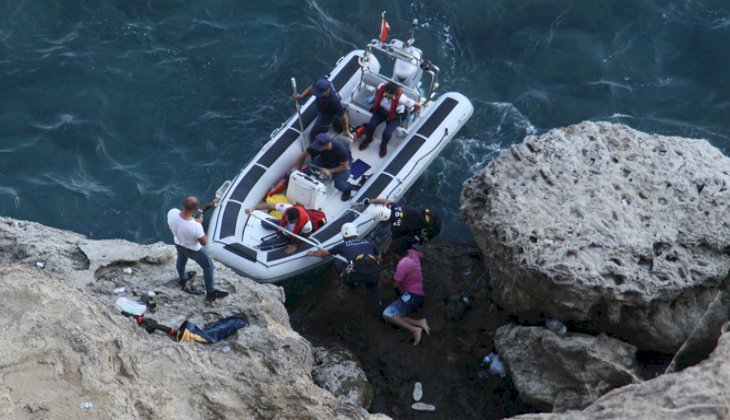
[
  {"left": 511, "top": 323, "right": 730, "bottom": 420},
  {"left": 461, "top": 121, "right": 730, "bottom": 352},
  {"left": 0, "top": 217, "right": 380, "bottom": 419},
  {"left": 494, "top": 324, "right": 642, "bottom": 412},
  {"left": 312, "top": 346, "right": 374, "bottom": 409}
]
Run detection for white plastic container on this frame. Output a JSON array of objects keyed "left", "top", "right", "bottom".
[
  {"left": 115, "top": 297, "right": 146, "bottom": 316},
  {"left": 286, "top": 170, "right": 327, "bottom": 210}
]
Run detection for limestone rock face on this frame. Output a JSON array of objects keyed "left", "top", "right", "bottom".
[
  {"left": 511, "top": 323, "right": 730, "bottom": 420},
  {"left": 494, "top": 324, "right": 642, "bottom": 412},
  {"left": 461, "top": 122, "right": 730, "bottom": 352},
  {"left": 312, "top": 346, "right": 374, "bottom": 409},
  {"left": 0, "top": 218, "right": 378, "bottom": 419}
]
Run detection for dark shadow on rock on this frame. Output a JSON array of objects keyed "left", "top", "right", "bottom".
[{"left": 284, "top": 240, "right": 535, "bottom": 419}]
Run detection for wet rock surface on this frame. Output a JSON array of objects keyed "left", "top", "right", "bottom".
[
  {"left": 494, "top": 324, "right": 643, "bottom": 412},
  {"left": 286, "top": 241, "right": 535, "bottom": 419},
  {"left": 0, "top": 217, "right": 375, "bottom": 419},
  {"left": 461, "top": 121, "right": 730, "bottom": 353}
]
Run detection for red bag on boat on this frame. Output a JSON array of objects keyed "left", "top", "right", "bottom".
[{"left": 305, "top": 209, "right": 327, "bottom": 232}]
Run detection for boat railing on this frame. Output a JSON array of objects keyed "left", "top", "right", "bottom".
[{"left": 363, "top": 39, "right": 440, "bottom": 105}]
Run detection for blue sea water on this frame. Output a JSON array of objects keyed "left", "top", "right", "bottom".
[{"left": 1, "top": 1, "right": 730, "bottom": 244}]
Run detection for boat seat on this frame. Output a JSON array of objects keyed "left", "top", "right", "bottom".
[
  {"left": 353, "top": 71, "right": 421, "bottom": 104},
  {"left": 341, "top": 72, "right": 421, "bottom": 153}
]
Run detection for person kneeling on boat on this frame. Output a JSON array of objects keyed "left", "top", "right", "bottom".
[
  {"left": 307, "top": 223, "right": 382, "bottom": 317},
  {"left": 359, "top": 81, "right": 420, "bottom": 158},
  {"left": 295, "top": 133, "right": 354, "bottom": 201},
  {"left": 245, "top": 203, "right": 326, "bottom": 255}
]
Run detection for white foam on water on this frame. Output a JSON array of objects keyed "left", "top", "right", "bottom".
[
  {"left": 489, "top": 101, "right": 537, "bottom": 136},
  {"left": 30, "top": 113, "right": 78, "bottom": 131},
  {"left": 0, "top": 187, "right": 20, "bottom": 208},
  {"left": 43, "top": 158, "right": 113, "bottom": 198},
  {"left": 609, "top": 113, "right": 634, "bottom": 119},
  {"left": 95, "top": 136, "right": 148, "bottom": 188},
  {"left": 661, "top": 2, "right": 730, "bottom": 29},
  {"left": 585, "top": 79, "right": 634, "bottom": 94},
  {"left": 0, "top": 134, "right": 42, "bottom": 153},
  {"left": 305, "top": 0, "right": 360, "bottom": 50}
]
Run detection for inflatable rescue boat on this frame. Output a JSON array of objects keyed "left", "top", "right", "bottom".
[{"left": 206, "top": 19, "right": 474, "bottom": 282}]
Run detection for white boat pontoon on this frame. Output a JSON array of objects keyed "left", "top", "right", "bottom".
[{"left": 206, "top": 20, "right": 474, "bottom": 282}]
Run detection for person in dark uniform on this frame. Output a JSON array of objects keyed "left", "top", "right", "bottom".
[
  {"left": 307, "top": 223, "right": 382, "bottom": 316},
  {"left": 368, "top": 198, "right": 441, "bottom": 251},
  {"left": 293, "top": 78, "right": 353, "bottom": 143},
  {"left": 295, "top": 133, "right": 354, "bottom": 201}
]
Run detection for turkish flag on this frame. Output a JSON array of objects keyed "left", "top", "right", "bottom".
[{"left": 379, "top": 15, "right": 390, "bottom": 43}]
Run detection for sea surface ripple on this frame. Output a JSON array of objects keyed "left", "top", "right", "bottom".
[{"left": 1, "top": 0, "right": 730, "bottom": 244}]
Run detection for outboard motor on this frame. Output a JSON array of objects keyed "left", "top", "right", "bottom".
[{"left": 390, "top": 39, "right": 423, "bottom": 89}]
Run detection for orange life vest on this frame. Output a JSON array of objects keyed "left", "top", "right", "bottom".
[
  {"left": 280, "top": 205, "right": 310, "bottom": 238},
  {"left": 373, "top": 84, "right": 403, "bottom": 121}
]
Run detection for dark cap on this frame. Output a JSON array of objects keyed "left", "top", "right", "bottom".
[
  {"left": 310, "top": 133, "right": 331, "bottom": 151},
  {"left": 384, "top": 81, "right": 399, "bottom": 95},
  {"left": 311, "top": 79, "right": 331, "bottom": 97}
]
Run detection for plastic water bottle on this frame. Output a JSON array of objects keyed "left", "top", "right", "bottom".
[
  {"left": 481, "top": 352, "right": 507, "bottom": 378},
  {"left": 546, "top": 317, "right": 567, "bottom": 336},
  {"left": 79, "top": 402, "right": 93, "bottom": 410},
  {"left": 115, "top": 297, "right": 146, "bottom": 316}
]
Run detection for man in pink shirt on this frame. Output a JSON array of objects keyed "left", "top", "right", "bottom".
[{"left": 382, "top": 242, "right": 430, "bottom": 346}]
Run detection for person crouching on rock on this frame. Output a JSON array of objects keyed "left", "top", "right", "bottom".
[
  {"left": 307, "top": 222, "right": 382, "bottom": 317},
  {"left": 167, "top": 196, "right": 229, "bottom": 302},
  {"left": 368, "top": 198, "right": 441, "bottom": 253},
  {"left": 381, "top": 240, "right": 430, "bottom": 346}
]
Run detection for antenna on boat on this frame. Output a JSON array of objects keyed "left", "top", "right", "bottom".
[{"left": 406, "top": 19, "right": 418, "bottom": 47}]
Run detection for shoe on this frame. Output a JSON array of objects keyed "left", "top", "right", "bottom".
[
  {"left": 181, "top": 275, "right": 205, "bottom": 295},
  {"left": 413, "top": 382, "right": 423, "bottom": 402},
  {"left": 206, "top": 289, "right": 229, "bottom": 301},
  {"left": 182, "top": 286, "right": 205, "bottom": 295},
  {"left": 411, "top": 402, "right": 436, "bottom": 412},
  {"left": 357, "top": 174, "right": 371, "bottom": 188},
  {"left": 340, "top": 189, "right": 352, "bottom": 201},
  {"left": 179, "top": 271, "right": 196, "bottom": 284},
  {"left": 359, "top": 140, "right": 371, "bottom": 151},
  {"left": 379, "top": 145, "right": 387, "bottom": 158}
]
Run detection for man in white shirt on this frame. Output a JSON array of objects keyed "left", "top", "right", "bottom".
[
  {"left": 359, "top": 81, "right": 420, "bottom": 158},
  {"left": 167, "top": 196, "right": 228, "bottom": 301}
]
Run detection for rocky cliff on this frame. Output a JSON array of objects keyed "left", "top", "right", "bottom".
[
  {"left": 513, "top": 323, "right": 730, "bottom": 420},
  {"left": 0, "top": 218, "right": 383, "bottom": 419},
  {"left": 461, "top": 121, "right": 730, "bottom": 353},
  {"left": 461, "top": 121, "right": 730, "bottom": 415}
]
